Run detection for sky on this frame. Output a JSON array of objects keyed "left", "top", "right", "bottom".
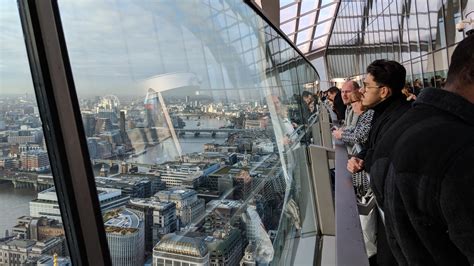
[
  {"left": 0, "top": 0, "right": 33, "bottom": 94},
  {"left": 0, "top": 0, "right": 316, "bottom": 102}
]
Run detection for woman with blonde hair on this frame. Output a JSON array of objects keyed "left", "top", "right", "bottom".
[{"left": 333, "top": 90, "right": 374, "bottom": 149}]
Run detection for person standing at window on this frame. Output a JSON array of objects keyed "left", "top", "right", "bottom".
[{"left": 347, "top": 59, "right": 412, "bottom": 265}]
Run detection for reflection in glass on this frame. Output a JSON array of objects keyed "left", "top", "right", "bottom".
[
  {"left": 58, "top": 0, "right": 319, "bottom": 264},
  {"left": 429, "top": 0, "right": 447, "bottom": 50},
  {"left": 433, "top": 49, "right": 449, "bottom": 88},
  {"left": 0, "top": 1, "right": 69, "bottom": 263},
  {"left": 444, "top": 0, "right": 464, "bottom": 46}
]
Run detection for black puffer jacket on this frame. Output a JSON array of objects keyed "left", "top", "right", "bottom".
[{"left": 370, "top": 88, "right": 474, "bottom": 265}]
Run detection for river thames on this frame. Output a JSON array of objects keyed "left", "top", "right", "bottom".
[{"left": 0, "top": 117, "right": 227, "bottom": 237}]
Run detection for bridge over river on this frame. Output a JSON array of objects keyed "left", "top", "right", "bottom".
[
  {"left": 175, "top": 128, "right": 264, "bottom": 137},
  {"left": 0, "top": 171, "right": 54, "bottom": 191}
]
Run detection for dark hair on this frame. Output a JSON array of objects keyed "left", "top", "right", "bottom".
[
  {"left": 446, "top": 34, "right": 474, "bottom": 88},
  {"left": 367, "top": 59, "right": 406, "bottom": 95},
  {"left": 333, "top": 91, "right": 346, "bottom": 121},
  {"left": 302, "top": 91, "right": 313, "bottom": 98},
  {"left": 327, "top": 86, "right": 339, "bottom": 94}
]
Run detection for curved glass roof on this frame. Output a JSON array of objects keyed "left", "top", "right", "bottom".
[{"left": 280, "top": 0, "right": 339, "bottom": 56}]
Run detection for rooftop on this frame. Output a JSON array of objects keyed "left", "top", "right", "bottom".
[
  {"left": 154, "top": 233, "right": 208, "bottom": 258},
  {"left": 156, "top": 187, "right": 197, "bottom": 199},
  {"left": 3, "top": 239, "right": 36, "bottom": 249},
  {"left": 103, "top": 208, "right": 141, "bottom": 234},
  {"left": 129, "top": 197, "right": 175, "bottom": 209}
]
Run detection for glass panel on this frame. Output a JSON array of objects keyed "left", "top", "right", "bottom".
[
  {"left": 408, "top": 0, "right": 421, "bottom": 61},
  {"left": 314, "top": 20, "right": 332, "bottom": 38},
  {"left": 417, "top": 0, "right": 432, "bottom": 56},
  {"left": 281, "top": 3, "right": 298, "bottom": 22},
  {"left": 296, "top": 27, "right": 312, "bottom": 45},
  {"left": 281, "top": 20, "right": 297, "bottom": 35},
  {"left": 318, "top": 3, "right": 337, "bottom": 22},
  {"left": 300, "top": 0, "right": 318, "bottom": 14},
  {"left": 311, "top": 35, "right": 328, "bottom": 51},
  {"left": 280, "top": 0, "right": 296, "bottom": 7},
  {"left": 433, "top": 49, "right": 449, "bottom": 88},
  {"left": 298, "top": 11, "right": 317, "bottom": 30},
  {"left": 321, "top": 0, "right": 336, "bottom": 7},
  {"left": 58, "top": 0, "right": 320, "bottom": 265},
  {"left": 421, "top": 54, "right": 435, "bottom": 87},
  {"left": 0, "top": 0, "right": 69, "bottom": 263},
  {"left": 401, "top": 2, "right": 411, "bottom": 63},
  {"left": 444, "top": 0, "right": 464, "bottom": 46},
  {"left": 447, "top": 44, "right": 457, "bottom": 65},
  {"left": 428, "top": 0, "right": 447, "bottom": 50}
]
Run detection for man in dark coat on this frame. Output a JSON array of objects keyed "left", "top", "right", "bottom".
[
  {"left": 347, "top": 59, "right": 412, "bottom": 265},
  {"left": 347, "top": 59, "right": 411, "bottom": 174},
  {"left": 368, "top": 34, "right": 474, "bottom": 265}
]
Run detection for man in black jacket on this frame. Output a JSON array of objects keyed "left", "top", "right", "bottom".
[
  {"left": 347, "top": 59, "right": 411, "bottom": 174},
  {"left": 347, "top": 59, "right": 412, "bottom": 265},
  {"left": 368, "top": 34, "right": 474, "bottom": 265}
]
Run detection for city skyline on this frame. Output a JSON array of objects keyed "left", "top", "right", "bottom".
[{"left": 0, "top": 88, "right": 308, "bottom": 264}]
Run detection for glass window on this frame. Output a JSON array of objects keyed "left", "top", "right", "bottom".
[
  {"left": 58, "top": 0, "right": 319, "bottom": 264},
  {"left": 429, "top": 0, "right": 447, "bottom": 50},
  {"left": 417, "top": 0, "right": 432, "bottom": 56},
  {"left": 300, "top": 0, "right": 318, "bottom": 14},
  {"left": 318, "top": 3, "right": 338, "bottom": 22},
  {"left": 0, "top": 0, "right": 69, "bottom": 261},
  {"left": 433, "top": 49, "right": 449, "bottom": 88},
  {"left": 408, "top": 0, "right": 421, "bottom": 61},
  {"left": 298, "top": 11, "right": 317, "bottom": 31},
  {"left": 421, "top": 54, "right": 435, "bottom": 87},
  {"left": 401, "top": 4, "right": 411, "bottom": 63},
  {"left": 444, "top": 0, "right": 464, "bottom": 46},
  {"left": 281, "top": 3, "right": 298, "bottom": 22},
  {"left": 281, "top": 20, "right": 297, "bottom": 35}
]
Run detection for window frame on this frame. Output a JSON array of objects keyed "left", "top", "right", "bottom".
[{"left": 17, "top": 0, "right": 111, "bottom": 264}]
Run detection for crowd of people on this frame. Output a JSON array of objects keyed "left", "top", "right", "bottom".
[{"left": 319, "top": 34, "right": 474, "bottom": 265}]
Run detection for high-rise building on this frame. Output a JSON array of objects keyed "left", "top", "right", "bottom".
[
  {"left": 206, "top": 228, "right": 243, "bottom": 266},
  {"left": 156, "top": 188, "right": 205, "bottom": 228},
  {"left": 30, "top": 187, "right": 129, "bottom": 223},
  {"left": 81, "top": 111, "right": 96, "bottom": 137},
  {"left": 233, "top": 170, "right": 253, "bottom": 201},
  {"left": 153, "top": 233, "right": 209, "bottom": 266},
  {"left": 95, "top": 117, "right": 113, "bottom": 135},
  {"left": 119, "top": 111, "right": 126, "bottom": 134},
  {"left": 202, "top": 200, "right": 243, "bottom": 233},
  {"left": 104, "top": 208, "right": 145, "bottom": 266},
  {"left": 144, "top": 88, "right": 164, "bottom": 129},
  {"left": 128, "top": 197, "right": 177, "bottom": 254}
]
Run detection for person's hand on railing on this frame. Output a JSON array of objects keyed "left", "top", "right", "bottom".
[
  {"left": 332, "top": 128, "right": 343, "bottom": 140},
  {"left": 347, "top": 157, "right": 364, "bottom": 173},
  {"left": 282, "top": 135, "right": 292, "bottom": 146}
]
